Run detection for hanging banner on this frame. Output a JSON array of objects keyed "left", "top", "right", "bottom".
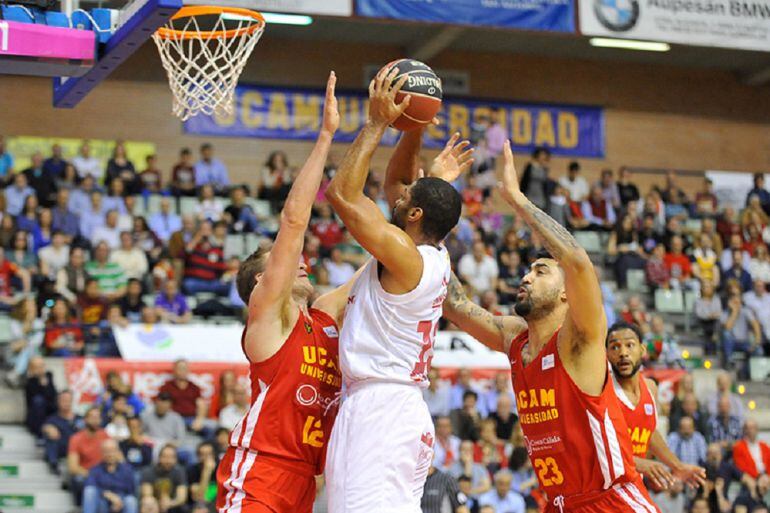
[
  {"left": 185, "top": 85, "right": 605, "bottom": 158},
  {"left": 580, "top": 0, "right": 770, "bottom": 52},
  {"left": 6, "top": 136, "right": 156, "bottom": 173},
  {"left": 356, "top": 0, "right": 575, "bottom": 33}
]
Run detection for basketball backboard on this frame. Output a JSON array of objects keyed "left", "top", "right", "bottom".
[{"left": 0, "top": 0, "right": 182, "bottom": 107}]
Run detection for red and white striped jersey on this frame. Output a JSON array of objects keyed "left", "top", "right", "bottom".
[
  {"left": 508, "top": 329, "right": 640, "bottom": 499},
  {"left": 229, "top": 308, "right": 342, "bottom": 474},
  {"left": 612, "top": 373, "right": 658, "bottom": 458}
]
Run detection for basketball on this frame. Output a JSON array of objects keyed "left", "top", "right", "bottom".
[{"left": 380, "top": 59, "right": 443, "bottom": 131}]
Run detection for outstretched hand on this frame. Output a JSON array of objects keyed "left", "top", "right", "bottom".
[
  {"left": 429, "top": 132, "right": 474, "bottom": 183},
  {"left": 673, "top": 463, "right": 707, "bottom": 489},
  {"left": 498, "top": 139, "right": 522, "bottom": 205},
  {"left": 322, "top": 71, "right": 339, "bottom": 135},
  {"left": 367, "top": 67, "right": 411, "bottom": 128}
]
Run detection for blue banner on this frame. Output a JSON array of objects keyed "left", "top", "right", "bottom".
[
  {"left": 355, "top": 0, "right": 574, "bottom": 33},
  {"left": 184, "top": 85, "right": 604, "bottom": 158}
]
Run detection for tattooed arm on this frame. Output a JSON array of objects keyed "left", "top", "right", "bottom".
[
  {"left": 443, "top": 271, "right": 526, "bottom": 354},
  {"left": 498, "top": 141, "right": 606, "bottom": 349}
]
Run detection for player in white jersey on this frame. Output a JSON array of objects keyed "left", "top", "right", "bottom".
[{"left": 324, "top": 68, "right": 473, "bottom": 513}]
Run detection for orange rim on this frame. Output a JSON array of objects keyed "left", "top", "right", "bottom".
[{"left": 155, "top": 6, "right": 265, "bottom": 40}]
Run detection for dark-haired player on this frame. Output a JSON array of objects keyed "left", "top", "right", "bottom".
[
  {"left": 606, "top": 321, "right": 706, "bottom": 490},
  {"left": 324, "top": 67, "right": 470, "bottom": 512},
  {"left": 443, "top": 142, "right": 660, "bottom": 512},
  {"left": 216, "top": 72, "right": 353, "bottom": 513}
]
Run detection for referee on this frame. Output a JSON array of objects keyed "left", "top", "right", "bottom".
[{"left": 422, "top": 464, "right": 470, "bottom": 513}]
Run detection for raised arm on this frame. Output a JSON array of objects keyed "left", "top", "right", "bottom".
[
  {"left": 498, "top": 140, "right": 606, "bottom": 349},
  {"left": 384, "top": 129, "right": 423, "bottom": 209},
  {"left": 325, "top": 68, "right": 423, "bottom": 292},
  {"left": 384, "top": 130, "right": 474, "bottom": 210},
  {"left": 443, "top": 271, "right": 526, "bottom": 354},
  {"left": 244, "top": 72, "right": 338, "bottom": 355}
]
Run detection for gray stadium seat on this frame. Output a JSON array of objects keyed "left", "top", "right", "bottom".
[
  {"left": 574, "top": 231, "right": 603, "bottom": 253},
  {"left": 224, "top": 235, "right": 245, "bottom": 259},
  {"left": 179, "top": 197, "right": 200, "bottom": 216},
  {"left": 655, "top": 288, "right": 684, "bottom": 313},
  {"left": 626, "top": 269, "right": 647, "bottom": 293}
]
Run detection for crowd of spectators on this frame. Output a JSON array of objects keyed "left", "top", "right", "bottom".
[{"left": 5, "top": 133, "right": 770, "bottom": 513}]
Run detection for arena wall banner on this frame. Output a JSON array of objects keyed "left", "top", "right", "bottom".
[
  {"left": 579, "top": 0, "right": 770, "bottom": 52},
  {"left": 63, "top": 358, "right": 686, "bottom": 412},
  {"left": 184, "top": 85, "right": 605, "bottom": 158},
  {"left": 356, "top": 0, "right": 575, "bottom": 33},
  {"left": 113, "top": 323, "right": 511, "bottom": 368}
]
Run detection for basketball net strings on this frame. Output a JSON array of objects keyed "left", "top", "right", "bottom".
[{"left": 153, "top": 15, "right": 264, "bottom": 121}]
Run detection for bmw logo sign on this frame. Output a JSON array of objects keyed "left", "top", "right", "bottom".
[{"left": 594, "top": 0, "right": 640, "bottom": 32}]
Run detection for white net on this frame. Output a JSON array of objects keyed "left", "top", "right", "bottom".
[{"left": 152, "top": 11, "right": 264, "bottom": 121}]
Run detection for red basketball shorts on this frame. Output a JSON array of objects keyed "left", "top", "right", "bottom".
[
  {"left": 216, "top": 447, "right": 316, "bottom": 513},
  {"left": 545, "top": 478, "right": 661, "bottom": 513}
]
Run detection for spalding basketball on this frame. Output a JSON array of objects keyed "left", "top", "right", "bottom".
[{"left": 380, "top": 58, "right": 443, "bottom": 132}]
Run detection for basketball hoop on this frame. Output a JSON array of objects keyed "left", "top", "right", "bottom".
[{"left": 152, "top": 6, "right": 265, "bottom": 121}]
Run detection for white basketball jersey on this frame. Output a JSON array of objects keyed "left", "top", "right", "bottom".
[{"left": 340, "top": 244, "right": 450, "bottom": 389}]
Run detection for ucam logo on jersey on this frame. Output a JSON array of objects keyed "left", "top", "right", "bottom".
[
  {"left": 580, "top": 0, "right": 770, "bottom": 52},
  {"left": 644, "top": 403, "right": 654, "bottom": 416},
  {"left": 542, "top": 353, "right": 555, "bottom": 370}
]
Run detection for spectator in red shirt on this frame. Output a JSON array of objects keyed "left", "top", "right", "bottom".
[
  {"left": 717, "top": 206, "right": 742, "bottom": 248},
  {"left": 68, "top": 406, "right": 110, "bottom": 505},
  {"left": 462, "top": 175, "right": 484, "bottom": 218},
  {"left": 733, "top": 419, "right": 770, "bottom": 479},
  {"left": 0, "top": 247, "right": 30, "bottom": 310},
  {"left": 170, "top": 148, "right": 196, "bottom": 197},
  {"left": 78, "top": 278, "right": 107, "bottom": 325},
  {"left": 311, "top": 203, "right": 343, "bottom": 256},
  {"left": 664, "top": 235, "right": 692, "bottom": 282},
  {"left": 620, "top": 294, "right": 650, "bottom": 327},
  {"left": 182, "top": 221, "right": 228, "bottom": 296},
  {"left": 44, "top": 298, "right": 84, "bottom": 357},
  {"left": 694, "top": 178, "right": 718, "bottom": 218},
  {"left": 140, "top": 154, "right": 163, "bottom": 194},
  {"left": 646, "top": 243, "right": 670, "bottom": 290},
  {"left": 159, "top": 359, "right": 210, "bottom": 437},
  {"left": 473, "top": 418, "right": 508, "bottom": 474}
]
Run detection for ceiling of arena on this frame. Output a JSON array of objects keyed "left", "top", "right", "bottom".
[
  {"left": 269, "top": 17, "right": 770, "bottom": 80},
  {"left": 76, "top": 3, "right": 770, "bottom": 84}
]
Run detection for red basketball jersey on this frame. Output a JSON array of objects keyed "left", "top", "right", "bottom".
[
  {"left": 508, "top": 329, "right": 639, "bottom": 500},
  {"left": 612, "top": 373, "right": 658, "bottom": 458},
  {"left": 229, "top": 308, "right": 342, "bottom": 474}
]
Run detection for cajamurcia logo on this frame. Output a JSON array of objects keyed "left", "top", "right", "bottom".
[{"left": 594, "top": 0, "right": 640, "bottom": 32}]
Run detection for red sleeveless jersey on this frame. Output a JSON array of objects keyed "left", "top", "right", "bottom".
[
  {"left": 612, "top": 373, "right": 658, "bottom": 458},
  {"left": 229, "top": 308, "right": 342, "bottom": 474},
  {"left": 508, "top": 330, "right": 639, "bottom": 499}
]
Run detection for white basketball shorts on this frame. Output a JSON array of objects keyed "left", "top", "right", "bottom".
[{"left": 325, "top": 381, "right": 435, "bottom": 513}]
